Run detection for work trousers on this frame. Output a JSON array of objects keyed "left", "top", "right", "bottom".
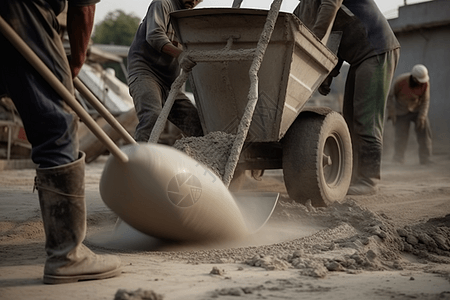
[
  {"left": 342, "top": 48, "right": 400, "bottom": 186},
  {"left": 0, "top": 1, "right": 78, "bottom": 168},
  {"left": 128, "top": 73, "right": 203, "bottom": 143},
  {"left": 393, "top": 112, "right": 432, "bottom": 164}
]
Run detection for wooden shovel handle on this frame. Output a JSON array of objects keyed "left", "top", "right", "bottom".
[{"left": 0, "top": 16, "right": 129, "bottom": 163}]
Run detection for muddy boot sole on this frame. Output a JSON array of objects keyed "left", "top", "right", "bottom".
[
  {"left": 347, "top": 184, "right": 377, "bottom": 196},
  {"left": 43, "top": 267, "right": 122, "bottom": 284}
]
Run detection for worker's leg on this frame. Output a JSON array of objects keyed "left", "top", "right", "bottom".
[
  {"left": 36, "top": 152, "right": 121, "bottom": 284},
  {"left": 345, "top": 49, "right": 399, "bottom": 195},
  {"left": 414, "top": 115, "right": 433, "bottom": 164},
  {"left": 169, "top": 91, "right": 204, "bottom": 137},
  {"left": 0, "top": 1, "right": 78, "bottom": 168},
  {"left": 342, "top": 65, "right": 357, "bottom": 182},
  {"left": 129, "top": 74, "right": 164, "bottom": 142},
  {"left": 1, "top": 1, "right": 121, "bottom": 284},
  {"left": 393, "top": 113, "right": 412, "bottom": 163}
]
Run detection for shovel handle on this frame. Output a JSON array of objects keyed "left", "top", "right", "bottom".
[
  {"left": 73, "top": 78, "right": 137, "bottom": 145},
  {"left": 0, "top": 15, "right": 129, "bottom": 163},
  {"left": 148, "top": 70, "right": 189, "bottom": 143}
]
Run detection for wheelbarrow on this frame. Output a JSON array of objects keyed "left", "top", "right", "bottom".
[
  {"left": 165, "top": 1, "right": 353, "bottom": 207},
  {"left": 0, "top": 4, "right": 280, "bottom": 243}
]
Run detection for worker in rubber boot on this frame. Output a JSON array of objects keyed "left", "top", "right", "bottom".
[
  {"left": 293, "top": 0, "right": 400, "bottom": 195},
  {"left": 387, "top": 64, "right": 433, "bottom": 165},
  {"left": 127, "top": 0, "right": 204, "bottom": 143},
  {"left": 0, "top": 1, "right": 121, "bottom": 284}
]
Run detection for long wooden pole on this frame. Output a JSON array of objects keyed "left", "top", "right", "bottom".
[
  {"left": 73, "top": 78, "right": 137, "bottom": 145},
  {"left": 0, "top": 16, "right": 129, "bottom": 163}
]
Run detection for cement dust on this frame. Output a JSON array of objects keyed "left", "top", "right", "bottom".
[
  {"left": 87, "top": 199, "right": 324, "bottom": 253},
  {"left": 85, "top": 149, "right": 450, "bottom": 277},
  {"left": 87, "top": 196, "right": 450, "bottom": 279}
]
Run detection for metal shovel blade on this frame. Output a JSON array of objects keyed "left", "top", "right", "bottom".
[
  {"left": 233, "top": 191, "right": 279, "bottom": 233},
  {"left": 100, "top": 143, "right": 277, "bottom": 242}
]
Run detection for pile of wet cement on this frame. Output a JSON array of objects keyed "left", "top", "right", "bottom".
[
  {"left": 173, "top": 131, "right": 235, "bottom": 179},
  {"left": 101, "top": 126, "right": 450, "bottom": 277},
  {"left": 131, "top": 199, "right": 450, "bottom": 278},
  {"left": 170, "top": 132, "right": 450, "bottom": 275}
]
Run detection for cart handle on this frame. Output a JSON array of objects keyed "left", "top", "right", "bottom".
[
  {"left": 222, "top": 0, "right": 283, "bottom": 187},
  {"left": 232, "top": 0, "right": 243, "bottom": 8}
]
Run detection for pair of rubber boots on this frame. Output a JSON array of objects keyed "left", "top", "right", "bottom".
[{"left": 35, "top": 152, "right": 121, "bottom": 284}]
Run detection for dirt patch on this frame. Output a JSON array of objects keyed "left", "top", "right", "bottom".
[{"left": 1, "top": 153, "right": 450, "bottom": 299}]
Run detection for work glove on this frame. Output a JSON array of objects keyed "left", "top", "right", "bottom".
[
  {"left": 318, "top": 75, "right": 332, "bottom": 96},
  {"left": 416, "top": 116, "right": 426, "bottom": 130},
  {"left": 178, "top": 51, "right": 196, "bottom": 72}
]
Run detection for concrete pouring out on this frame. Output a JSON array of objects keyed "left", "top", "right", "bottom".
[{"left": 173, "top": 131, "right": 235, "bottom": 179}]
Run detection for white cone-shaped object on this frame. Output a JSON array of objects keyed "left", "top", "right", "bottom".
[{"left": 100, "top": 143, "right": 275, "bottom": 242}]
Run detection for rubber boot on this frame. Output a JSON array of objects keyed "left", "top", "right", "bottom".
[
  {"left": 35, "top": 152, "right": 121, "bottom": 284},
  {"left": 347, "top": 144, "right": 380, "bottom": 196}
]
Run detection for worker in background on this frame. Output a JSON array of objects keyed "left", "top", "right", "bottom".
[
  {"left": 0, "top": 1, "right": 121, "bottom": 284},
  {"left": 293, "top": 0, "right": 400, "bottom": 196},
  {"left": 387, "top": 64, "right": 432, "bottom": 165},
  {"left": 127, "top": 0, "right": 204, "bottom": 143}
]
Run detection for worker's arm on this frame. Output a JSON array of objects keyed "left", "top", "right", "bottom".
[
  {"left": 146, "top": 2, "right": 195, "bottom": 71},
  {"left": 312, "top": 0, "right": 343, "bottom": 40},
  {"left": 162, "top": 43, "right": 182, "bottom": 58},
  {"left": 162, "top": 43, "right": 196, "bottom": 72},
  {"left": 318, "top": 58, "right": 343, "bottom": 96},
  {"left": 416, "top": 82, "right": 431, "bottom": 130},
  {"left": 67, "top": 4, "right": 96, "bottom": 78}
]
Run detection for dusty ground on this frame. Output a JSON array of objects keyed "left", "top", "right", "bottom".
[{"left": 1, "top": 146, "right": 450, "bottom": 300}]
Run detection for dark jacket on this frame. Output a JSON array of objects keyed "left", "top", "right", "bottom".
[{"left": 294, "top": 0, "right": 400, "bottom": 66}]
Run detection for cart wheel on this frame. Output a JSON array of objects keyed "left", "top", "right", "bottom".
[{"left": 282, "top": 111, "right": 352, "bottom": 207}]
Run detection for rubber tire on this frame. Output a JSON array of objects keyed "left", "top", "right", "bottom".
[{"left": 282, "top": 111, "right": 352, "bottom": 207}]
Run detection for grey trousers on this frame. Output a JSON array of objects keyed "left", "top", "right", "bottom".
[
  {"left": 342, "top": 48, "right": 400, "bottom": 186},
  {"left": 128, "top": 73, "right": 203, "bottom": 143},
  {"left": 393, "top": 112, "right": 432, "bottom": 164}
]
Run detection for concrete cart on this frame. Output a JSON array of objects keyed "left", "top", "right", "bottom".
[{"left": 169, "top": 4, "right": 352, "bottom": 207}]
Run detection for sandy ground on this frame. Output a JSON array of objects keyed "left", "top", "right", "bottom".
[{"left": 1, "top": 146, "right": 450, "bottom": 300}]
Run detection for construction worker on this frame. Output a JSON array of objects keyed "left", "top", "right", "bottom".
[
  {"left": 387, "top": 64, "right": 432, "bottom": 165},
  {"left": 294, "top": 0, "right": 400, "bottom": 195},
  {"left": 127, "top": 0, "right": 204, "bottom": 143},
  {"left": 0, "top": 1, "right": 121, "bottom": 284}
]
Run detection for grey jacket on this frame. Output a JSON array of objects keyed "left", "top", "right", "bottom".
[{"left": 127, "top": 0, "right": 184, "bottom": 86}]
